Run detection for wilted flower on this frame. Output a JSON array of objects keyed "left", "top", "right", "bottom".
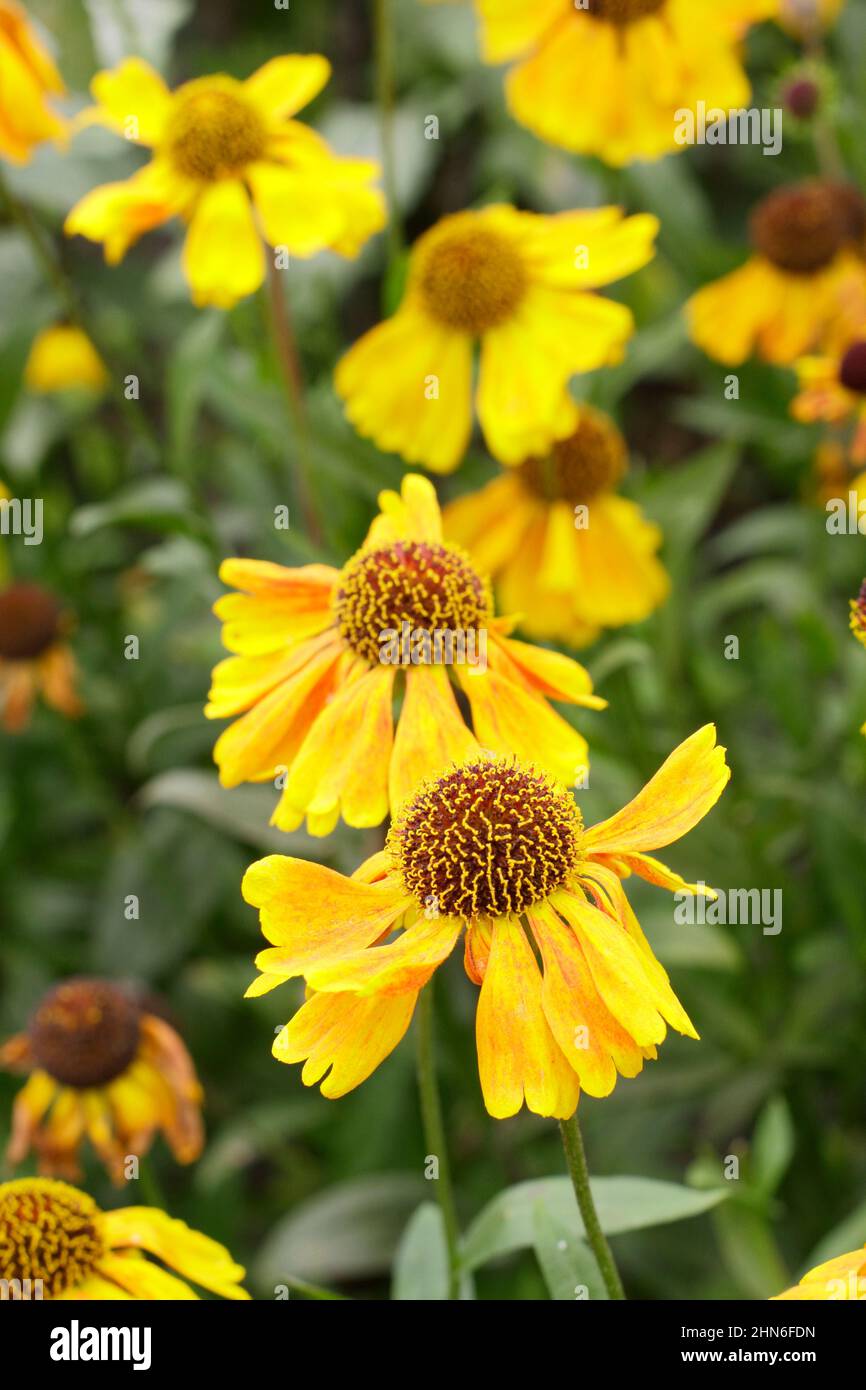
[{"left": 0, "top": 580, "right": 81, "bottom": 731}]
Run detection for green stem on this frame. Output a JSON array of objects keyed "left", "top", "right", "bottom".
[
  {"left": 559, "top": 1112, "right": 626, "bottom": 1301},
  {"left": 373, "top": 0, "right": 403, "bottom": 267},
  {"left": 415, "top": 982, "right": 461, "bottom": 1299},
  {"left": 137, "top": 1155, "right": 166, "bottom": 1210},
  {"left": 0, "top": 167, "right": 157, "bottom": 451},
  {"left": 263, "top": 255, "right": 322, "bottom": 546},
  {"left": 284, "top": 1276, "right": 349, "bottom": 1301}
]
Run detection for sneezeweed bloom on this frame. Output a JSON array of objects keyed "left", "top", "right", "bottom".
[
  {"left": 444, "top": 407, "right": 669, "bottom": 647},
  {"left": 24, "top": 324, "right": 108, "bottom": 394},
  {"left": 244, "top": 726, "right": 729, "bottom": 1118},
  {"left": 65, "top": 55, "right": 385, "bottom": 308},
  {"left": 0, "top": 580, "right": 81, "bottom": 732},
  {"left": 207, "top": 474, "right": 605, "bottom": 835},
  {"left": 0, "top": 978, "right": 204, "bottom": 1185},
  {"left": 466, "top": 0, "right": 776, "bottom": 167},
  {"left": 0, "top": 0, "right": 66, "bottom": 163},
  {"left": 335, "top": 204, "right": 658, "bottom": 472},
  {"left": 0, "top": 1178, "right": 249, "bottom": 1299},
  {"left": 688, "top": 181, "right": 866, "bottom": 366},
  {"left": 792, "top": 338, "right": 866, "bottom": 462},
  {"left": 773, "top": 1245, "right": 866, "bottom": 1301}
]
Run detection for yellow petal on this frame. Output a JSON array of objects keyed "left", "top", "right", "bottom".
[
  {"left": 96, "top": 1252, "right": 199, "bottom": 1300},
  {"left": 304, "top": 913, "right": 462, "bottom": 995},
  {"left": 183, "top": 180, "right": 265, "bottom": 308},
  {"left": 65, "top": 160, "right": 184, "bottom": 264},
  {"left": 274, "top": 988, "right": 417, "bottom": 1098},
  {"left": 490, "top": 632, "right": 605, "bottom": 708},
  {"left": 389, "top": 667, "right": 479, "bottom": 814},
  {"left": 456, "top": 664, "right": 589, "bottom": 786},
  {"left": 244, "top": 54, "right": 331, "bottom": 120},
  {"left": 89, "top": 58, "right": 171, "bottom": 144},
  {"left": 99, "top": 1208, "right": 249, "bottom": 1299},
  {"left": 24, "top": 325, "right": 108, "bottom": 393},
  {"left": 371, "top": 472, "right": 444, "bottom": 545}
]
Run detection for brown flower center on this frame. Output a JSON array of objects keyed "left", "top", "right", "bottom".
[
  {"left": 839, "top": 342, "right": 866, "bottom": 394},
  {"left": 165, "top": 82, "right": 267, "bottom": 181},
  {"left": 389, "top": 757, "right": 582, "bottom": 920},
  {"left": 587, "top": 0, "right": 667, "bottom": 23},
  {"left": 0, "top": 583, "right": 62, "bottom": 660},
  {"left": 416, "top": 220, "right": 528, "bottom": 334},
  {"left": 335, "top": 539, "right": 491, "bottom": 666},
  {"left": 0, "top": 1179, "right": 103, "bottom": 1299},
  {"left": 520, "top": 408, "right": 627, "bottom": 505},
  {"left": 751, "top": 181, "right": 854, "bottom": 273},
  {"left": 29, "top": 979, "right": 141, "bottom": 1089}
]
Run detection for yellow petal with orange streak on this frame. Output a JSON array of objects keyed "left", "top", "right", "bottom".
[
  {"left": 304, "top": 913, "right": 462, "bottom": 996},
  {"left": 389, "top": 666, "right": 479, "bottom": 814},
  {"left": 456, "top": 663, "right": 588, "bottom": 786},
  {"left": 273, "top": 988, "right": 417, "bottom": 1097},
  {"left": 243, "top": 855, "right": 409, "bottom": 975},
  {"left": 584, "top": 724, "right": 730, "bottom": 856},
  {"left": 490, "top": 631, "right": 605, "bottom": 708},
  {"left": 475, "top": 915, "right": 580, "bottom": 1120}
]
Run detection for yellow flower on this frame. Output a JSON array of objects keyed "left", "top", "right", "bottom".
[
  {"left": 207, "top": 474, "right": 606, "bottom": 835},
  {"left": 688, "top": 181, "right": 866, "bottom": 366},
  {"left": 793, "top": 337, "right": 866, "bottom": 463},
  {"left": 64, "top": 55, "right": 385, "bottom": 308},
  {"left": 335, "top": 203, "right": 658, "bottom": 472},
  {"left": 773, "top": 1245, "right": 866, "bottom": 1300},
  {"left": 444, "top": 407, "right": 669, "bottom": 646},
  {"left": 0, "top": 978, "right": 204, "bottom": 1186},
  {"left": 850, "top": 581, "right": 866, "bottom": 649},
  {"left": 24, "top": 324, "right": 108, "bottom": 393},
  {"left": 243, "top": 726, "right": 729, "bottom": 1119},
  {"left": 0, "top": 1177, "right": 249, "bottom": 1299},
  {"left": 0, "top": 0, "right": 66, "bottom": 163},
  {"left": 0, "top": 580, "right": 82, "bottom": 731},
  {"left": 469, "top": 0, "right": 776, "bottom": 167}
]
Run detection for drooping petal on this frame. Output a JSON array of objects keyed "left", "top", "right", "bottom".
[
  {"left": 182, "top": 180, "right": 265, "bottom": 308},
  {"left": 456, "top": 664, "right": 588, "bottom": 786},
  {"left": 304, "top": 913, "right": 462, "bottom": 996},
  {"left": 475, "top": 915, "right": 581, "bottom": 1119},
  {"left": 273, "top": 989, "right": 417, "bottom": 1098},
  {"left": 65, "top": 160, "right": 186, "bottom": 264},
  {"left": 389, "top": 667, "right": 479, "bottom": 814},
  {"left": 99, "top": 1208, "right": 249, "bottom": 1299},
  {"left": 96, "top": 1253, "right": 199, "bottom": 1300},
  {"left": 584, "top": 724, "right": 730, "bottom": 856},
  {"left": 490, "top": 632, "right": 605, "bottom": 709}
]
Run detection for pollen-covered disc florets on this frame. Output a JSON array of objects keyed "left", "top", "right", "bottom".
[
  {"left": 416, "top": 219, "right": 528, "bottom": 334},
  {"left": 0, "top": 583, "right": 62, "bottom": 660},
  {"left": 839, "top": 341, "right": 866, "bottom": 394},
  {"left": 520, "top": 408, "right": 627, "bottom": 505},
  {"left": 0, "top": 1179, "right": 103, "bottom": 1298},
  {"left": 588, "top": 0, "right": 667, "bottom": 22},
  {"left": 335, "top": 539, "right": 492, "bottom": 665},
  {"left": 751, "top": 181, "right": 857, "bottom": 273},
  {"left": 29, "top": 979, "right": 141, "bottom": 1089},
  {"left": 389, "top": 757, "right": 583, "bottom": 919},
  {"left": 165, "top": 81, "right": 267, "bottom": 181}
]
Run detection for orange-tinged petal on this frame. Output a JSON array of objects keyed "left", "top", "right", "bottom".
[
  {"left": 389, "top": 667, "right": 479, "bottom": 814},
  {"left": 206, "top": 632, "right": 339, "bottom": 721},
  {"left": 475, "top": 915, "right": 581, "bottom": 1120},
  {"left": 304, "top": 913, "right": 462, "bottom": 996},
  {"left": 243, "top": 856, "right": 409, "bottom": 976},
  {"left": 273, "top": 988, "right": 417, "bottom": 1098},
  {"left": 584, "top": 724, "right": 730, "bottom": 856},
  {"left": 456, "top": 664, "right": 588, "bottom": 786},
  {"left": 99, "top": 1208, "right": 249, "bottom": 1299},
  {"left": 490, "top": 632, "right": 605, "bottom": 709},
  {"left": 218, "top": 557, "right": 340, "bottom": 598},
  {"left": 64, "top": 160, "right": 185, "bottom": 265}
]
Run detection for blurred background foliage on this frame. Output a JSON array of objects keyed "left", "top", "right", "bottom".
[{"left": 1, "top": 0, "right": 866, "bottom": 1300}]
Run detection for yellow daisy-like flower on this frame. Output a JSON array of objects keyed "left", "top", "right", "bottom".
[
  {"left": 335, "top": 203, "right": 658, "bottom": 472},
  {"left": 243, "top": 727, "right": 728, "bottom": 1119},
  {"left": 24, "top": 324, "right": 108, "bottom": 394},
  {"left": 0, "top": 1178, "right": 249, "bottom": 1300},
  {"left": 469, "top": 0, "right": 776, "bottom": 167},
  {"left": 0, "top": 580, "right": 82, "bottom": 732},
  {"left": 0, "top": 0, "right": 66, "bottom": 163},
  {"left": 793, "top": 337, "right": 866, "bottom": 463},
  {"left": 64, "top": 55, "right": 385, "bottom": 308},
  {"left": 207, "top": 474, "right": 606, "bottom": 835},
  {"left": 773, "top": 1245, "right": 866, "bottom": 1301},
  {"left": 444, "top": 407, "right": 669, "bottom": 647},
  {"left": 688, "top": 181, "right": 866, "bottom": 366},
  {"left": 0, "top": 978, "right": 204, "bottom": 1186}
]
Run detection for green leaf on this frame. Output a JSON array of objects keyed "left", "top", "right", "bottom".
[
  {"left": 751, "top": 1096, "right": 795, "bottom": 1199},
  {"left": 804, "top": 1197, "right": 866, "bottom": 1272},
  {"left": 532, "top": 1203, "right": 608, "bottom": 1302},
  {"left": 69, "top": 478, "right": 210, "bottom": 540},
  {"left": 136, "top": 768, "right": 322, "bottom": 856},
  {"left": 460, "top": 1177, "right": 728, "bottom": 1273},
  {"left": 392, "top": 1202, "right": 451, "bottom": 1301}
]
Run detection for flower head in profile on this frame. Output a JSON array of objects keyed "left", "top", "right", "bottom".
[
  {"left": 0, "top": 978, "right": 204, "bottom": 1185},
  {"left": 468, "top": 0, "right": 776, "bottom": 167},
  {"left": 24, "top": 324, "right": 107, "bottom": 394},
  {"left": 773, "top": 1245, "right": 865, "bottom": 1301},
  {"left": 0, "top": 1178, "right": 248, "bottom": 1299},
  {"left": 444, "top": 406, "right": 669, "bottom": 647},
  {"left": 777, "top": 0, "right": 844, "bottom": 40},
  {"left": 793, "top": 336, "right": 866, "bottom": 463},
  {"left": 0, "top": 1, "right": 66, "bottom": 163},
  {"left": 65, "top": 55, "right": 385, "bottom": 308},
  {"left": 207, "top": 474, "right": 605, "bottom": 835},
  {"left": 243, "top": 726, "right": 729, "bottom": 1119},
  {"left": 0, "top": 579, "right": 81, "bottom": 731},
  {"left": 335, "top": 204, "right": 658, "bottom": 472},
  {"left": 688, "top": 180, "right": 866, "bottom": 366}
]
